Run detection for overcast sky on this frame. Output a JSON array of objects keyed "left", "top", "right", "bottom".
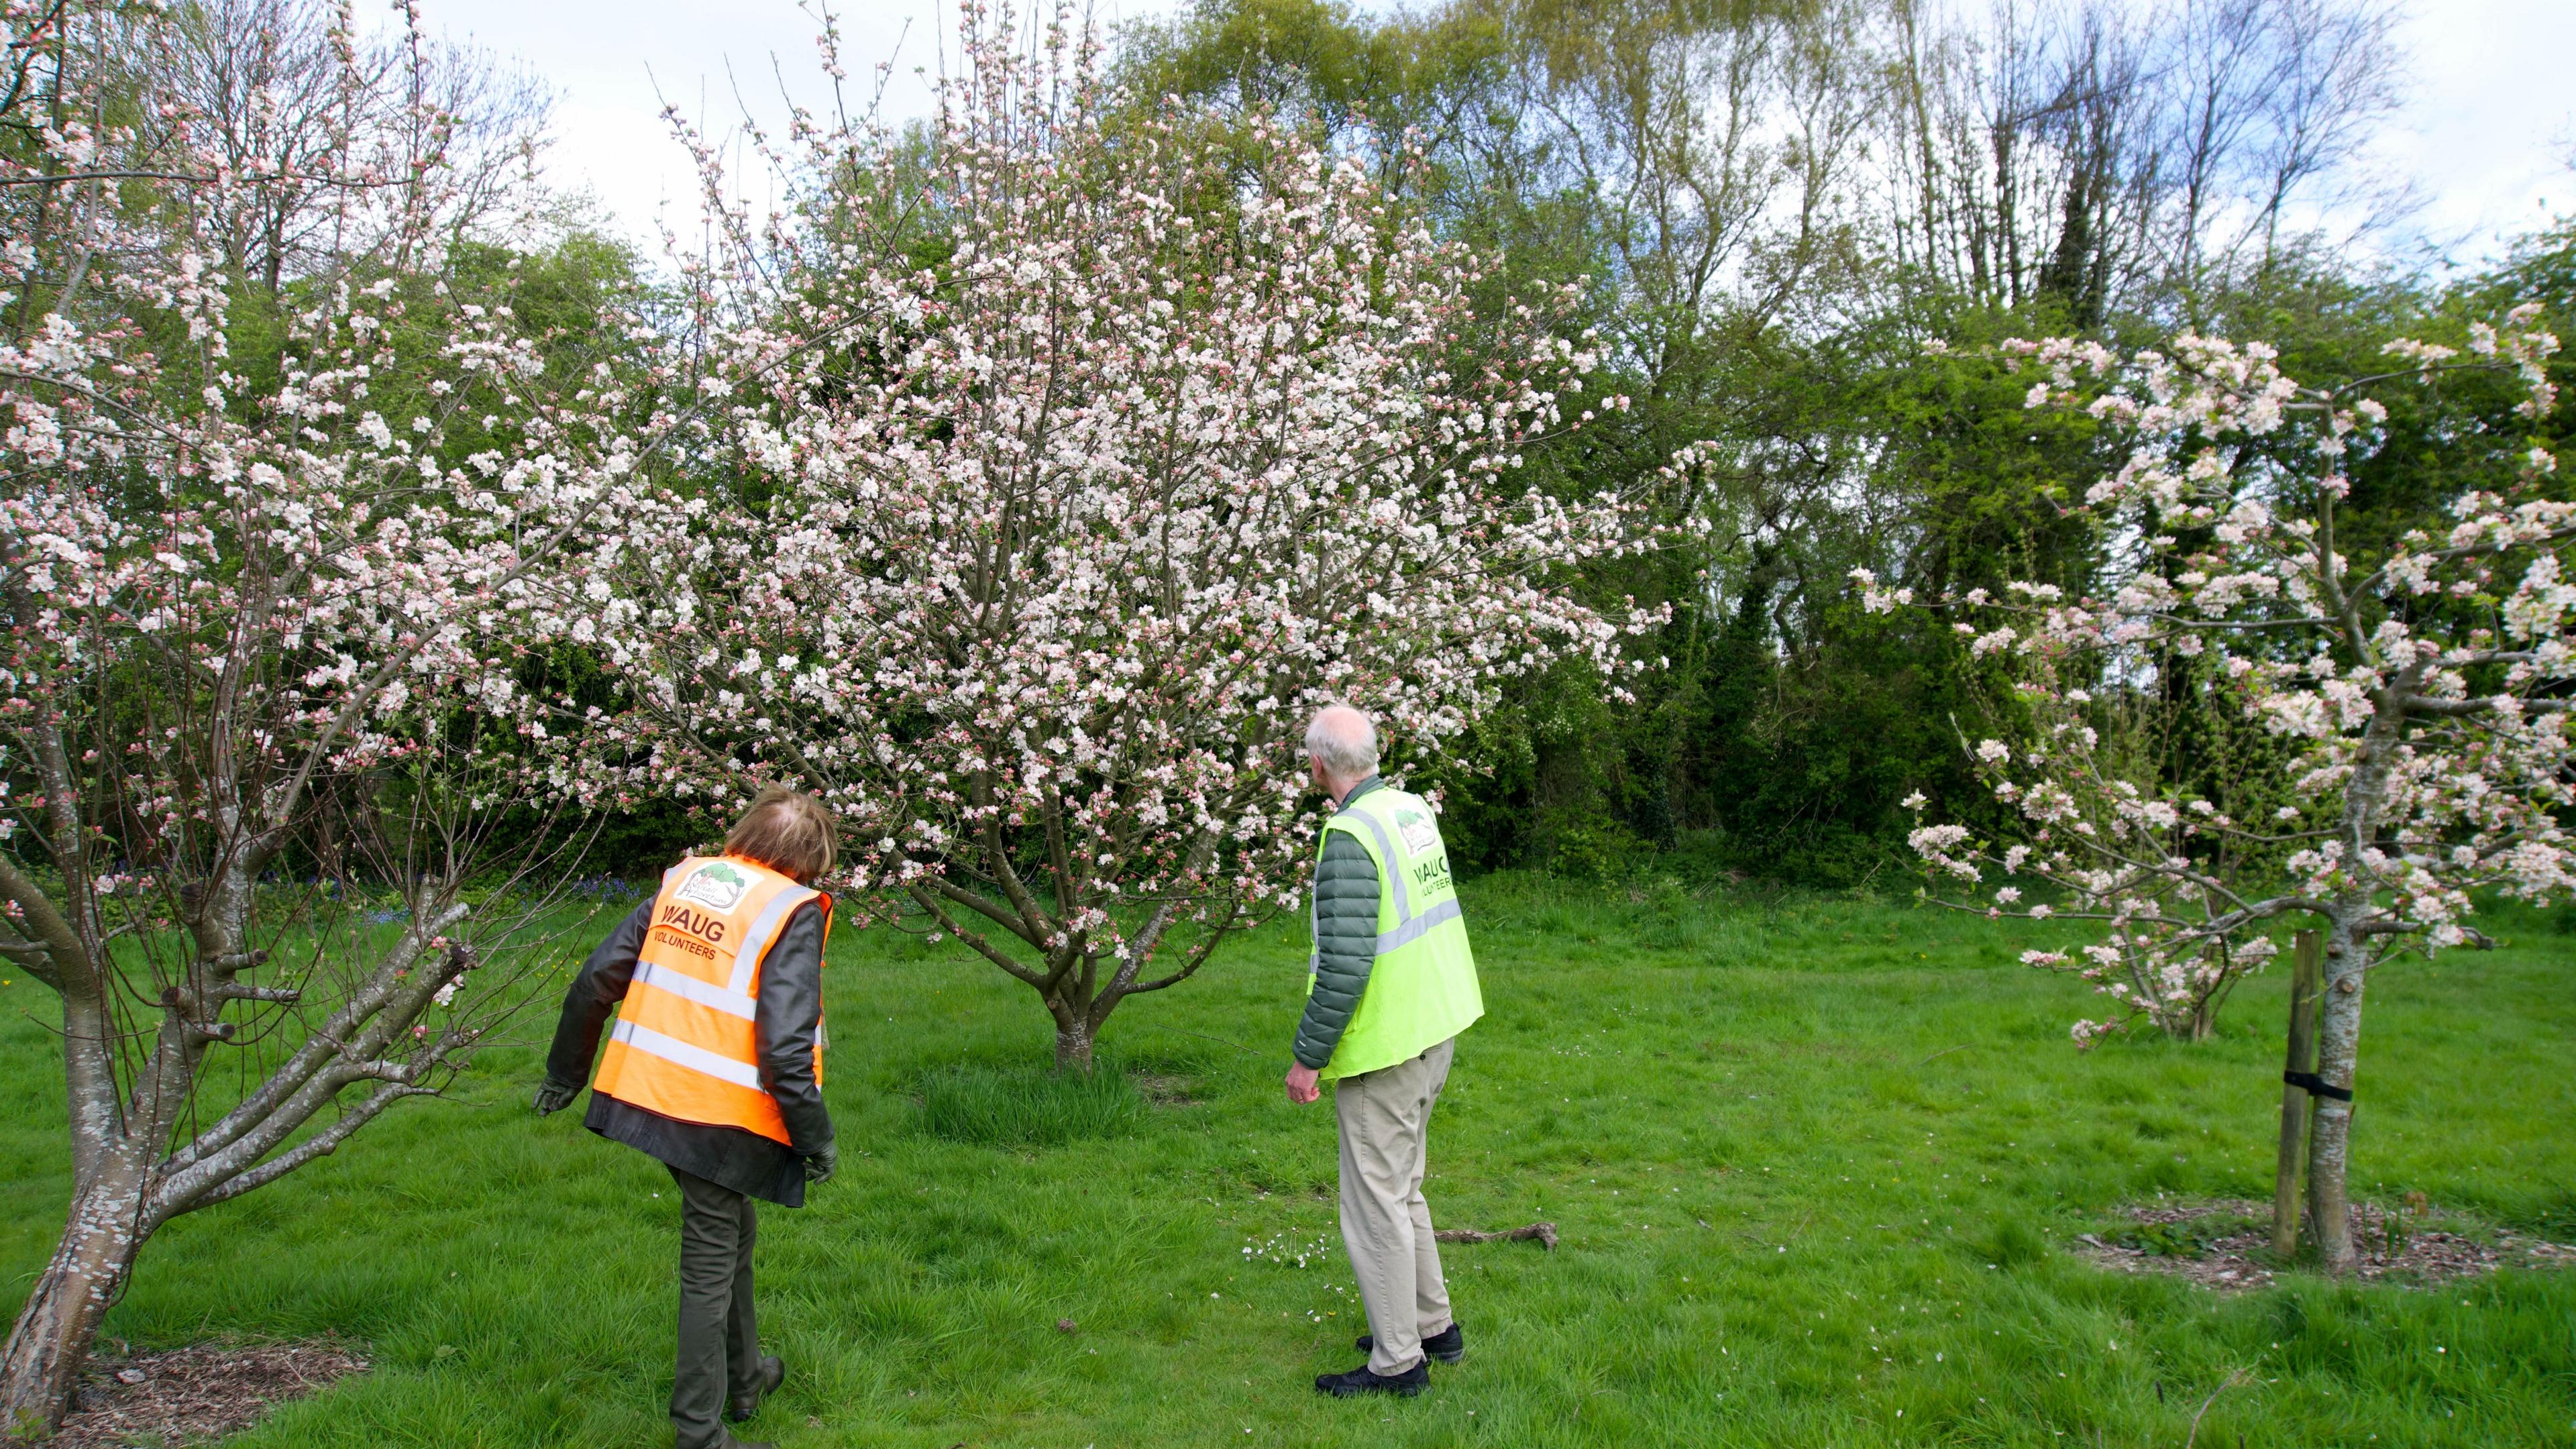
[
  {"left": 419, "top": 0, "right": 1183, "bottom": 244},
  {"left": 418, "top": 0, "right": 2575, "bottom": 270}
]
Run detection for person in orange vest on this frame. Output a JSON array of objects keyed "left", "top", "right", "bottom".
[{"left": 533, "top": 786, "right": 839, "bottom": 1449}]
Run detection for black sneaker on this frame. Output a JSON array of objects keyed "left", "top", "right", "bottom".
[
  {"left": 727, "top": 1354, "right": 785, "bottom": 1422},
  {"left": 1355, "top": 1322, "right": 1465, "bottom": 1364},
  {"left": 1315, "top": 1361, "right": 1430, "bottom": 1397}
]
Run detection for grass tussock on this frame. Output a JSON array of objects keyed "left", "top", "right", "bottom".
[{"left": 913, "top": 1061, "right": 1147, "bottom": 1146}]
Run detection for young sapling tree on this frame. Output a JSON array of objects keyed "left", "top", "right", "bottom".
[{"left": 1870, "top": 315, "right": 2571, "bottom": 1271}]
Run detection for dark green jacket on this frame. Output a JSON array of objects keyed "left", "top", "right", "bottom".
[{"left": 1293, "top": 775, "right": 1387, "bottom": 1069}]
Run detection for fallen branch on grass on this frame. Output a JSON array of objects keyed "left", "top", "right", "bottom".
[{"left": 1435, "top": 1222, "right": 1557, "bottom": 1250}]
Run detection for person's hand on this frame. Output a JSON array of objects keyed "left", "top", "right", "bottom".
[
  {"left": 804, "top": 1140, "right": 839, "bottom": 1185},
  {"left": 531, "top": 1076, "right": 581, "bottom": 1116},
  {"left": 1284, "top": 1062, "right": 1322, "bottom": 1105}
]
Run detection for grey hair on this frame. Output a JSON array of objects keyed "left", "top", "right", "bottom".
[{"left": 1304, "top": 705, "right": 1379, "bottom": 779}]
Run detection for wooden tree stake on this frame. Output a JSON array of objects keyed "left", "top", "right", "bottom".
[{"left": 2271, "top": 930, "right": 2322, "bottom": 1256}]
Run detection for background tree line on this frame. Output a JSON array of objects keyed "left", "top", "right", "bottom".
[
  {"left": 130, "top": 0, "right": 2554, "bottom": 897},
  {"left": 1114, "top": 0, "right": 2574, "bottom": 887},
  {"left": 12, "top": 0, "right": 2569, "bottom": 896}
]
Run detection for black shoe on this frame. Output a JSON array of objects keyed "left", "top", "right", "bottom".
[
  {"left": 727, "top": 1354, "right": 784, "bottom": 1423},
  {"left": 1315, "top": 1361, "right": 1430, "bottom": 1397},
  {"left": 1355, "top": 1322, "right": 1465, "bottom": 1364}
]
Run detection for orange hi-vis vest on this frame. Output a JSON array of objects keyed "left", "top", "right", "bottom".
[{"left": 591, "top": 855, "right": 830, "bottom": 1146}]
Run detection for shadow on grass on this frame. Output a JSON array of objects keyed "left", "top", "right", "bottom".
[{"left": 913, "top": 1061, "right": 1148, "bottom": 1147}]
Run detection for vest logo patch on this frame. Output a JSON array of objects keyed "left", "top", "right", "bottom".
[
  {"left": 1395, "top": 808, "right": 1440, "bottom": 857},
  {"left": 657, "top": 903, "right": 729, "bottom": 946},
  {"left": 674, "top": 860, "right": 751, "bottom": 913}
]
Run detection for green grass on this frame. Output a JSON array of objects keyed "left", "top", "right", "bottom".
[
  {"left": 914, "top": 1062, "right": 1147, "bottom": 1147},
  {"left": 3, "top": 875, "right": 2572, "bottom": 1447}
]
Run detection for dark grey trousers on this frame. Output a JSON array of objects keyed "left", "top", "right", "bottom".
[{"left": 669, "top": 1165, "right": 763, "bottom": 1449}]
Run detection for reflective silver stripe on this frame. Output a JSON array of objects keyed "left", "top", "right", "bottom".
[
  {"left": 1375, "top": 896, "right": 1463, "bottom": 956},
  {"left": 1340, "top": 809, "right": 1411, "bottom": 922},
  {"left": 727, "top": 885, "right": 819, "bottom": 995},
  {"left": 635, "top": 961, "right": 757, "bottom": 1020},
  {"left": 610, "top": 1018, "right": 762, "bottom": 1089}
]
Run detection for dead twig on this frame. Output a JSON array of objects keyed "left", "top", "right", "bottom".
[
  {"left": 1154, "top": 1027, "right": 1260, "bottom": 1057},
  {"left": 1435, "top": 1222, "right": 1557, "bottom": 1250},
  {"left": 2184, "top": 1367, "right": 2252, "bottom": 1449}
]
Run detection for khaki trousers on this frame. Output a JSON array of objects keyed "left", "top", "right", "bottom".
[{"left": 1334, "top": 1036, "right": 1456, "bottom": 1375}]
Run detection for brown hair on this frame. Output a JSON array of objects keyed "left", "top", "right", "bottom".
[{"left": 722, "top": 786, "right": 838, "bottom": 883}]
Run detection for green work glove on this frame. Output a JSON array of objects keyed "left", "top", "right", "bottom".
[
  {"left": 804, "top": 1140, "right": 838, "bottom": 1185},
  {"left": 531, "top": 1076, "right": 582, "bottom": 1116}
]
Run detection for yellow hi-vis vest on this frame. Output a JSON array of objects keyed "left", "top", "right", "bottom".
[
  {"left": 592, "top": 855, "right": 829, "bottom": 1145},
  {"left": 1310, "top": 786, "right": 1483, "bottom": 1081}
]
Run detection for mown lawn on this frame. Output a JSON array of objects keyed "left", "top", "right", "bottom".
[{"left": 2, "top": 877, "right": 2571, "bottom": 1448}]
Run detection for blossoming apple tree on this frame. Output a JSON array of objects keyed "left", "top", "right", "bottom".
[
  {"left": 1862, "top": 313, "right": 2571, "bottom": 1271},
  {"left": 594, "top": 11, "right": 1668, "bottom": 1069},
  {"left": 0, "top": 2, "right": 635, "bottom": 1426}
]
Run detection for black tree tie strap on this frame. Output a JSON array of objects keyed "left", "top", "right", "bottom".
[{"left": 2284, "top": 1069, "right": 2354, "bottom": 1102}]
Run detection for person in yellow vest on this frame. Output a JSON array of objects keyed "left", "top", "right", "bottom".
[
  {"left": 1285, "top": 705, "right": 1485, "bottom": 1399},
  {"left": 533, "top": 787, "right": 839, "bottom": 1449}
]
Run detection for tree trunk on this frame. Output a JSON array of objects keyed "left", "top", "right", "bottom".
[
  {"left": 1053, "top": 1017, "right": 1096, "bottom": 1075},
  {"left": 2304, "top": 913, "right": 2366, "bottom": 1273},
  {"left": 0, "top": 1171, "right": 150, "bottom": 1434}
]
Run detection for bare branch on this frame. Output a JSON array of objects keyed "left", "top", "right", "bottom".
[{"left": 180, "top": 1080, "right": 438, "bottom": 1214}]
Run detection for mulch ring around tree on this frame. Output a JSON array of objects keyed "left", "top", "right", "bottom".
[
  {"left": 2074, "top": 1197, "right": 2576, "bottom": 1293},
  {"left": 52, "top": 1338, "right": 369, "bottom": 1448}
]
